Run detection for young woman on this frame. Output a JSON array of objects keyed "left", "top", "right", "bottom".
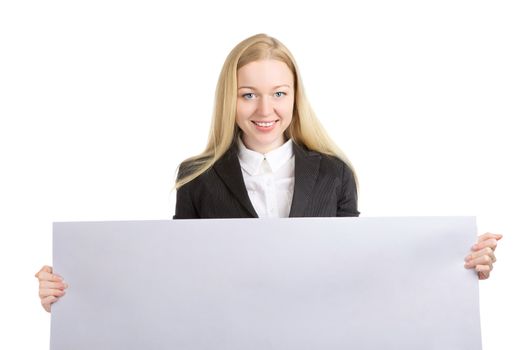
[{"left": 35, "top": 33, "right": 502, "bottom": 312}]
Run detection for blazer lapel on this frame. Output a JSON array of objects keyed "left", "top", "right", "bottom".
[
  {"left": 213, "top": 145, "right": 259, "bottom": 218},
  {"left": 289, "top": 143, "right": 321, "bottom": 217}
]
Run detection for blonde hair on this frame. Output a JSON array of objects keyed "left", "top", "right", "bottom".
[{"left": 175, "top": 33, "right": 357, "bottom": 189}]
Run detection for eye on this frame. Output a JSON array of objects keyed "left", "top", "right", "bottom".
[
  {"left": 242, "top": 93, "right": 255, "bottom": 100},
  {"left": 275, "top": 91, "right": 286, "bottom": 97}
]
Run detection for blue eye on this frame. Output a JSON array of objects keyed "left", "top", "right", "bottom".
[{"left": 242, "top": 92, "right": 286, "bottom": 99}]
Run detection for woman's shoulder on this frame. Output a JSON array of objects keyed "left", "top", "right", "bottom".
[
  {"left": 294, "top": 142, "right": 352, "bottom": 174},
  {"left": 176, "top": 157, "right": 213, "bottom": 190}
]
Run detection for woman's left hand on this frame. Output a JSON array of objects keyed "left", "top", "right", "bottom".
[{"left": 464, "top": 232, "right": 503, "bottom": 280}]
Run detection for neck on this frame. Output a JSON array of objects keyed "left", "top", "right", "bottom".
[{"left": 241, "top": 136, "right": 286, "bottom": 154}]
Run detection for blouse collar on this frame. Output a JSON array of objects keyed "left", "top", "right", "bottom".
[{"left": 237, "top": 137, "right": 294, "bottom": 176}]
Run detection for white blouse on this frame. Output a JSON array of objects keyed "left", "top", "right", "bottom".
[{"left": 237, "top": 138, "right": 295, "bottom": 218}]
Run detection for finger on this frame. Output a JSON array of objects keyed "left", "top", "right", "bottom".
[
  {"left": 35, "top": 265, "right": 52, "bottom": 278},
  {"left": 476, "top": 265, "right": 491, "bottom": 280},
  {"left": 39, "top": 288, "right": 66, "bottom": 299},
  {"left": 41, "top": 295, "right": 58, "bottom": 313},
  {"left": 464, "top": 255, "right": 493, "bottom": 269},
  {"left": 472, "top": 238, "right": 499, "bottom": 252},
  {"left": 477, "top": 232, "right": 503, "bottom": 243},
  {"left": 465, "top": 247, "right": 496, "bottom": 263},
  {"left": 39, "top": 281, "right": 68, "bottom": 290},
  {"left": 36, "top": 271, "right": 63, "bottom": 283}
]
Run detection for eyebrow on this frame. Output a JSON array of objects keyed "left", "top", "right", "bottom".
[{"left": 238, "top": 84, "right": 291, "bottom": 90}]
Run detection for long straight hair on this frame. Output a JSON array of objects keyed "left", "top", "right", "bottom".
[{"left": 175, "top": 33, "right": 357, "bottom": 189}]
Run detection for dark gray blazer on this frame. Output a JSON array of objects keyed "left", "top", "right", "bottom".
[{"left": 173, "top": 142, "right": 359, "bottom": 219}]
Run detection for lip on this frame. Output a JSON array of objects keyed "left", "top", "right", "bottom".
[
  {"left": 251, "top": 119, "right": 279, "bottom": 124},
  {"left": 251, "top": 119, "right": 279, "bottom": 132}
]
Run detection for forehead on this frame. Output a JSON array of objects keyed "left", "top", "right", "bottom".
[{"left": 237, "top": 59, "right": 294, "bottom": 87}]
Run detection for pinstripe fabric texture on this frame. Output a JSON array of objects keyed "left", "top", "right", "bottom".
[{"left": 173, "top": 142, "right": 359, "bottom": 219}]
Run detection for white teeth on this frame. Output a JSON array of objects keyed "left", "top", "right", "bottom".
[{"left": 254, "top": 121, "right": 275, "bottom": 127}]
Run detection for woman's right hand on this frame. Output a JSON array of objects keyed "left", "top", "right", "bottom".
[{"left": 35, "top": 265, "right": 68, "bottom": 313}]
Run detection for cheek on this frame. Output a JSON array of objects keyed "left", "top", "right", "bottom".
[
  {"left": 236, "top": 101, "right": 252, "bottom": 120},
  {"left": 279, "top": 100, "right": 294, "bottom": 120}
]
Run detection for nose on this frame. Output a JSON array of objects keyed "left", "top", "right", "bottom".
[{"left": 257, "top": 95, "right": 273, "bottom": 117}]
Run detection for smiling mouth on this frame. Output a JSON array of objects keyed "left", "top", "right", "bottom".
[{"left": 252, "top": 120, "right": 278, "bottom": 127}]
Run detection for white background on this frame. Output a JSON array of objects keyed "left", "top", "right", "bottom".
[{"left": 0, "top": 1, "right": 523, "bottom": 349}]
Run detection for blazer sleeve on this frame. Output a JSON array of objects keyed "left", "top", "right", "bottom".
[
  {"left": 336, "top": 163, "right": 360, "bottom": 217},
  {"left": 173, "top": 182, "right": 199, "bottom": 219}
]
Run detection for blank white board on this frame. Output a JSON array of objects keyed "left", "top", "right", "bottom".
[{"left": 51, "top": 217, "right": 481, "bottom": 350}]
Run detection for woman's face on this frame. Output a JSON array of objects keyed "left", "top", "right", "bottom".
[{"left": 236, "top": 59, "right": 295, "bottom": 154}]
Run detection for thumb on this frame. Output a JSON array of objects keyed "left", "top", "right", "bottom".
[{"left": 35, "top": 265, "right": 53, "bottom": 278}]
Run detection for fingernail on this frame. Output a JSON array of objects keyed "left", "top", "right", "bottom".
[
  {"left": 64, "top": 283, "right": 69, "bottom": 289},
  {"left": 464, "top": 256, "right": 471, "bottom": 262}
]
